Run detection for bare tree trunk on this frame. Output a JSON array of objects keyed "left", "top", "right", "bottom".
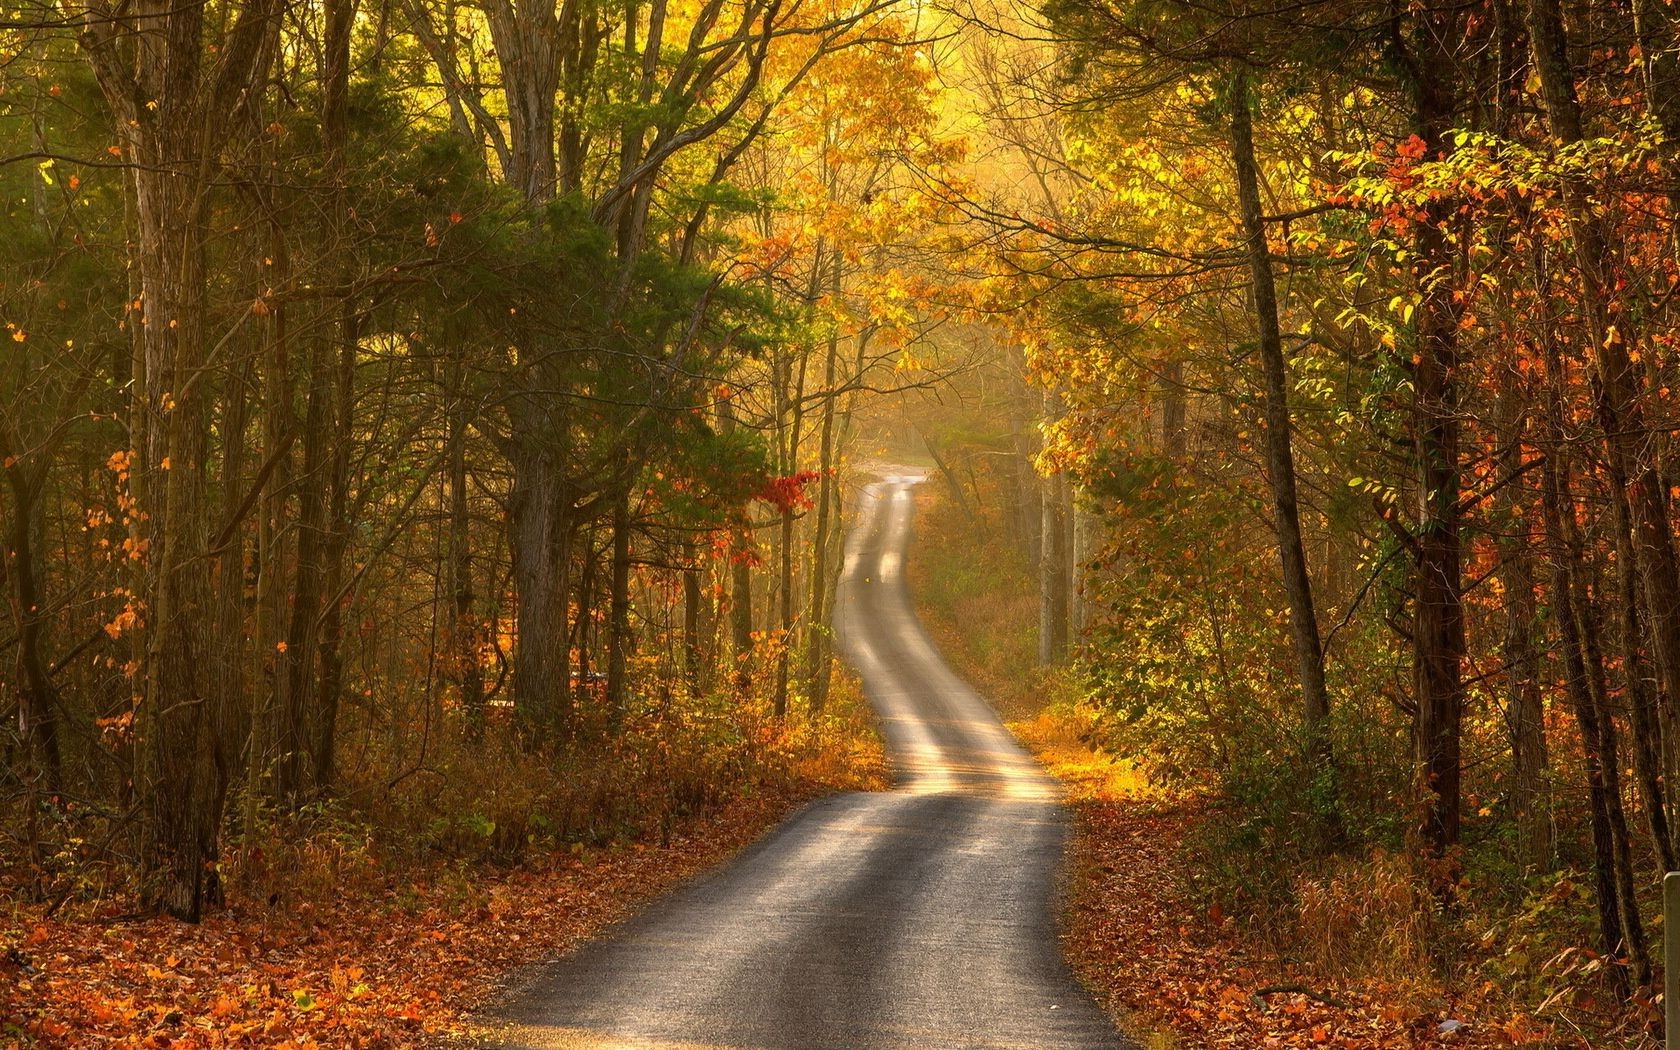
[
  {"left": 1228, "top": 66, "right": 1333, "bottom": 768},
  {"left": 1405, "top": 13, "right": 1468, "bottom": 860},
  {"left": 1492, "top": 373, "right": 1551, "bottom": 871},
  {"left": 1606, "top": 487, "right": 1674, "bottom": 871},
  {"left": 731, "top": 549, "right": 755, "bottom": 689},
  {"left": 718, "top": 397, "right": 755, "bottom": 687},
  {"left": 1010, "top": 363, "right": 1041, "bottom": 566},
  {"left": 261, "top": 208, "right": 300, "bottom": 801},
  {"left": 133, "top": 181, "right": 233, "bottom": 921},
  {"left": 314, "top": 305, "right": 358, "bottom": 787},
  {"left": 1528, "top": 0, "right": 1680, "bottom": 872},
  {"left": 1542, "top": 453, "right": 1635, "bottom": 1000},
  {"left": 574, "top": 540, "right": 596, "bottom": 711},
  {"left": 1071, "top": 489, "right": 1093, "bottom": 641},
  {"left": 1039, "top": 451, "right": 1069, "bottom": 664},
  {"left": 683, "top": 537, "right": 704, "bottom": 697},
  {"left": 605, "top": 490, "right": 632, "bottom": 728},
  {"left": 803, "top": 281, "right": 842, "bottom": 712},
  {"left": 509, "top": 442, "right": 575, "bottom": 742},
  {"left": 3, "top": 458, "right": 63, "bottom": 795},
  {"left": 448, "top": 375, "right": 484, "bottom": 741},
  {"left": 775, "top": 503, "right": 795, "bottom": 718}
]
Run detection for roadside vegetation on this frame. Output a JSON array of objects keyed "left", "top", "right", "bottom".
[
  {"left": 2, "top": 667, "right": 884, "bottom": 1046},
  {"left": 910, "top": 480, "right": 1648, "bottom": 1048}
]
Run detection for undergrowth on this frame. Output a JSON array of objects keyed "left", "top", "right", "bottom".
[
  {"left": 906, "top": 480, "right": 1657, "bottom": 1047},
  {"left": 3, "top": 665, "right": 886, "bottom": 924}
]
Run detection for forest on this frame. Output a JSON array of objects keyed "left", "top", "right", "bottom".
[{"left": 7, "top": 0, "right": 1680, "bottom": 1044}]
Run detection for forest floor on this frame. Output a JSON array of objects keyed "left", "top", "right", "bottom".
[
  {"left": 905, "top": 485, "right": 1640, "bottom": 1050},
  {"left": 1014, "top": 714, "right": 1519, "bottom": 1050},
  {"left": 0, "top": 783, "right": 833, "bottom": 1049},
  {"left": 2, "top": 685, "right": 892, "bottom": 1050}
]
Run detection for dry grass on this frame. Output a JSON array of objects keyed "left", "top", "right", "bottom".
[{"left": 1293, "top": 851, "right": 1438, "bottom": 987}]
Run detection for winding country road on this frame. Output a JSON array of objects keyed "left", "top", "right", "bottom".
[{"left": 480, "top": 475, "right": 1127, "bottom": 1049}]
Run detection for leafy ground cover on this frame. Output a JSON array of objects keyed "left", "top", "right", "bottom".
[
  {"left": 5, "top": 789, "right": 802, "bottom": 1049},
  {"left": 2, "top": 690, "right": 887, "bottom": 1049},
  {"left": 1018, "top": 711, "right": 1520, "bottom": 1049}
]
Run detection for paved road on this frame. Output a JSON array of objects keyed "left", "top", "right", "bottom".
[{"left": 480, "top": 475, "right": 1127, "bottom": 1049}]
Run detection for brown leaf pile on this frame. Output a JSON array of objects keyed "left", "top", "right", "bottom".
[
  {"left": 1062, "top": 798, "right": 1556, "bottom": 1049},
  {"left": 1, "top": 786, "right": 817, "bottom": 1049}
]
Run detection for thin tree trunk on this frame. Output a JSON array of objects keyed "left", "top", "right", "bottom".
[
  {"left": 683, "top": 537, "right": 704, "bottom": 697},
  {"left": 605, "top": 490, "right": 632, "bottom": 728},
  {"left": 1491, "top": 373, "right": 1550, "bottom": 872},
  {"left": 4, "top": 459, "right": 63, "bottom": 795},
  {"left": 304, "top": 0, "right": 359, "bottom": 792},
  {"left": 1039, "top": 446, "right": 1069, "bottom": 664},
  {"left": 1071, "top": 488, "right": 1093, "bottom": 641},
  {"left": 448, "top": 375, "right": 484, "bottom": 741},
  {"left": 775, "top": 503, "right": 795, "bottom": 719},
  {"left": 731, "top": 546, "right": 755, "bottom": 690},
  {"left": 1542, "top": 453, "right": 1634, "bottom": 1000},
  {"left": 803, "top": 275, "right": 841, "bottom": 713},
  {"left": 1528, "top": 0, "right": 1680, "bottom": 873},
  {"left": 1228, "top": 66, "right": 1334, "bottom": 768},
  {"left": 314, "top": 307, "right": 358, "bottom": 787}
]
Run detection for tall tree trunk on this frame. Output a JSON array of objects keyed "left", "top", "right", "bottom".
[
  {"left": 772, "top": 338, "right": 807, "bottom": 720},
  {"left": 4, "top": 460, "right": 63, "bottom": 795},
  {"left": 447, "top": 374, "right": 484, "bottom": 741},
  {"left": 1071, "top": 488, "right": 1094, "bottom": 641},
  {"left": 1542, "top": 452, "right": 1635, "bottom": 1000},
  {"left": 803, "top": 277, "right": 842, "bottom": 713},
  {"left": 1406, "top": 10, "right": 1468, "bottom": 859},
  {"left": 509, "top": 441, "right": 575, "bottom": 742},
  {"left": 775, "top": 503, "right": 795, "bottom": 719},
  {"left": 574, "top": 540, "right": 596, "bottom": 710},
  {"left": 314, "top": 307, "right": 358, "bottom": 788},
  {"left": 81, "top": 0, "right": 283, "bottom": 916},
  {"left": 262, "top": 206, "right": 301, "bottom": 801},
  {"left": 1011, "top": 363, "right": 1042, "bottom": 566},
  {"left": 682, "top": 537, "right": 704, "bottom": 697},
  {"left": 605, "top": 491, "right": 632, "bottom": 728},
  {"left": 1528, "top": 0, "right": 1680, "bottom": 871},
  {"left": 1039, "top": 462, "right": 1069, "bottom": 664},
  {"left": 1606, "top": 484, "right": 1674, "bottom": 872},
  {"left": 731, "top": 544, "right": 755, "bottom": 690},
  {"left": 719, "top": 396, "right": 755, "bottom": 688},
  {"left": 1491, "top": 372, "right": 1550, "bottom": 871},
  {"left": 1228, "top": 66, "right": 1334, "bottom": 768},
  {"left": 132, "top": 177, "right": 233, "bottom": 921},
  {"left": 284, "top": 312, "right": 331, "bottom": 800},
  {"left": 1543, "top": 322, "right": 1651, "bottom": 992},
  {"left": 309, "top": 0, "right": 373, "bottom": 792}
]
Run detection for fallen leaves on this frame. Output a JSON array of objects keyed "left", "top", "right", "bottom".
[
  {"left": 1, "top": 786, "right": 818, "bottom": 1049},
  {"left": 1060, "top": 798, "right": 1497, "bottom": 1048},
  {"left": 1048, "top": 794, "right": 1629, "bottom": 1049}
]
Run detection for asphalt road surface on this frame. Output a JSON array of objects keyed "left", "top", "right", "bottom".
[{"left": 480, "top": 475, "right": 1128, "bottom": 1049}]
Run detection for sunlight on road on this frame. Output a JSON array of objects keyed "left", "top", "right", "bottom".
[{"left": 480, "top": 467, "right": 1122, "bottom": 1049}]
